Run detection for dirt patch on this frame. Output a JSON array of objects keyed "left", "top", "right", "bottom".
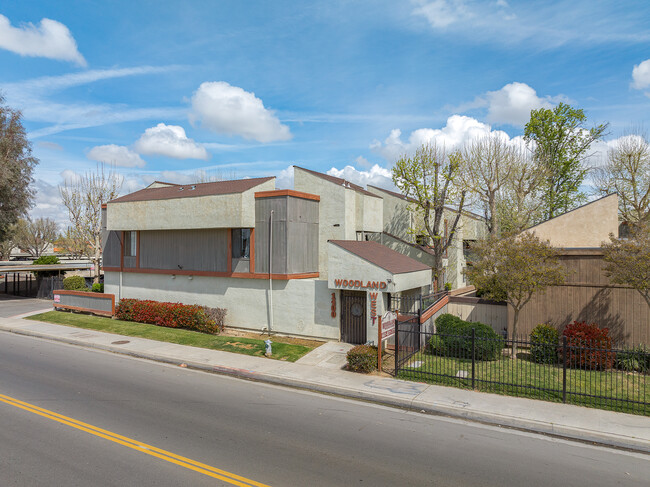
[{"left": 220, "top": 328, "right": 325, "bottom": 348}]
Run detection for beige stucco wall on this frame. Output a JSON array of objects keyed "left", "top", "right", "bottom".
[
  {"left": 106, "top": 179, "right": 275, "bottom": 231},
  {"left": 525, "top": 194, "right": 619, "bottom": 247},
  {"left": 105, "top": 271, "right": 339, "bottom": 339}
]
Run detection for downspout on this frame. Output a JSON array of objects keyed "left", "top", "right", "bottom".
[{"left": 268, "top": 210, "right": 274, "bottom": 334}]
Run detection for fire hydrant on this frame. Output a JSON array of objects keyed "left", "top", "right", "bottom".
[{"left": 264, "top": 339, "right": 272, "bottom": 357}]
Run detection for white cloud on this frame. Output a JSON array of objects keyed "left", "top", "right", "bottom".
[
  {"left": 483, "top": 82, "right": 565, "bottom": 126},
  {"left": 0, "top": 15, "right": 85, "bottom": 66},
  {"left": 36, "top": 141, "right": 64, "bottom": 151},
  {"left": 412, "top": 0, "right": 469, "bottom": 29},
  {"left": 327, "top": 164, "right": 395, "bottom": 190},
  {"left": 354, "top": 156, "right": 372, "bottom": 168},
  {"left": 276, "top": 166, "right": 294, "bottom": 190},
  {"left": 3, "top": 66, "right": 184, "bottom": 138},
  {"left": 190, "top": 81, "right": 292, "bottom": 143},
  {"left": 411, "top": 1, "right": 650, "bottom": 48},
  {"left": 632, "top": 59, "right": 650, "bottom": 92},
  {"left": 371, "top": 115, "right": 522, "bottom": 161},
  {"left": 87, "top": 144, "right": 146, "bottom": 168},
  {"left": 134, "top": 123, "right": 209, "bottom": 160}
]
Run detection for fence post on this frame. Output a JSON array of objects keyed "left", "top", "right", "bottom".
[
  {"left": 562, "top": 335, "right": 567, "bottom": 403},
  {"left": 394, "top": 318, "right": 399, "bottom": 374},
  {"left": 471, "top": 327, "right": 476, "bottom": 390}
]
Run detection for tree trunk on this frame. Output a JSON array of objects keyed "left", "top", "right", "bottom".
[
  {"left": 488, "top": 195, "right": 498, "bottom": 237},
  {"left": 511, "top": 307, "right": 520, "bottom": 358}
]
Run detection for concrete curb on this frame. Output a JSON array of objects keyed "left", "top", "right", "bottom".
[{"left": 2, "top": 324, "right": 648, "bottom": 454}]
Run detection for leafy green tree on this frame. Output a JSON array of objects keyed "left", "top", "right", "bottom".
[
  {"left": 524, "top": 103, "right": 608, "bottom": 220},
  {"left": 466, "top": 232, "right": 565, "bottom": 356},
  {"left": 0, "top": 94, "right": 37, "bottom": 244},
  {"left": 392, "top": 143, "right": 466, "bottom": 287},
  {"left": 594, "top": 132, "right": 650, "bottom": 225},
  {"left": 601, "top": 225, "right": 650, "bottom": 308}
]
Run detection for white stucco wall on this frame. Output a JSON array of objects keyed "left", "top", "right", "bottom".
[
  {"left": 105, "top": 271, "right": 339, "bottom": 339},
  {"left": 107, "top": 180, "right": 275, "bottom": 231}
]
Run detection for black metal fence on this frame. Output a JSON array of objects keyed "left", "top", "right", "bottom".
[{"left": 395, "top": 324, "right": 649, "bottom": 415}]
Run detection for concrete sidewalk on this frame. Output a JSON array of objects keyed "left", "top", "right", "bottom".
[{"left": 0, "top": 314, "right": 648, "bottom": 453}]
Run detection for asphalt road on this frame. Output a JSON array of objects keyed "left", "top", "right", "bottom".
[
  {"left": 0, "top": 296, "right": 51, "bottom": 318},
  {"left": 0, "top": 332, "right": 647, "bottom": 486}
]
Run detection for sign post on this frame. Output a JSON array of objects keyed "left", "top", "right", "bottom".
[{"left": 378, "top": 311, "right": 397, "bottom": 373}]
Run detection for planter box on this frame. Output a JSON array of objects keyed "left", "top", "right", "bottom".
[{"left": 53, "top": 290, "right": 115, "bottom": 316}]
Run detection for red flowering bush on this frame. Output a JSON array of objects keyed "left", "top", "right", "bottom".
[
  {"left": 562, "top": 321, "right": 615, "bottom": 370},
  {"left": 115, "top": 299, "right": 226, "bottom": 334}
]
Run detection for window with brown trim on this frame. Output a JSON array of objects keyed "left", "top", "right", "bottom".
[
  {"left": 124, "top": 231, "right": 137, "bottom": 257},
  {"left": 232, "top": 228, "right": 251, "bottom": 259}
]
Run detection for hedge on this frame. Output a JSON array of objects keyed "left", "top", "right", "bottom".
[
  {"left": 346, "top": 345, "right": 378, "bottom": 373},
  {"left": 530, "top": 324, "right": 559, "bottom": 364},
  {"left": 115, "top": 299, "right": 226, "bottom": 334},
  {"left": 431, "top": 313, "right": 503, "bottom": 361},
  {"left": 63, "top": 275, "right": 87, "bottom": 291}
]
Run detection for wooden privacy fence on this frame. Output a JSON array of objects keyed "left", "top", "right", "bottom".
[{"left": 507, "top": 249, "right": 650, "bottom": 347}]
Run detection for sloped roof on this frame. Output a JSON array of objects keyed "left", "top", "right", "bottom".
[
  {"left": 294, "top": 166, "right": 381, "bottom": 198},
  {"left": 367, "top": 184, "right": 484, "bottom": 220},
  {"left": 109, "top": 177, "right": 275, "bottom": 204},
  {"left": 329, "top": 240, "right": 431, "bottom": 274}
]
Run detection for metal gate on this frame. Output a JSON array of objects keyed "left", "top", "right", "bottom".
[{"left": 340, "top": 290, "right": 366, "bottom": 344}]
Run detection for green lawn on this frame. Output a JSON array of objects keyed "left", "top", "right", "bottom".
[
  {"left": 397, "top": 351, "right": 649, "bottom": 416},
  {"left": 27, "top": 311, "right": 316, "bottom": 362}
]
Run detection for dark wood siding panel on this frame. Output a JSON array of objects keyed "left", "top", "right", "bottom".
[
  {"left": 286, "top": 222, "right": 318, "bottom": 274},
  {"left": 139, "top": 229, "right": 228, "bottom": 272},
  {"left": 103, "top": 231, "right": 121, "bottom": 267},
  {"left": 253, "top": 221, "right": 288, "bottom": 274}
]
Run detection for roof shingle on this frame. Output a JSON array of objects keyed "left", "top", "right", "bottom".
[
  {"left": 109, "top": 177, "right": 275, "bottom": 204},
  {"left": 330, "top": 240, "right": 431, "bottom": 275}
]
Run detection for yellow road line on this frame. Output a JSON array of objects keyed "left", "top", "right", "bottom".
[{"left": 0, "top": 393, "right": 271, "bottom": 487}]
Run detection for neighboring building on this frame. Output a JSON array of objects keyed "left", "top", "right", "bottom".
[
  {"left": 103, "top": 172, "right": 432, "bottom": 344},
  {"left": 508, "top": 194, "right": 648, "bottom": 345},
  {"left": 365, "top": 185, "right": 488, "bottom": 289}
]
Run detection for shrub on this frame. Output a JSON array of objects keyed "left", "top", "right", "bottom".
[
  {"left": 91, "top": 283, "right": 104, "bottom": 293},
  {"left": 615, "top": 345, "right": 650, "bottom": 373},
  {"left": 346, "top": 345, "right": 378, "bottom": 373},
  {"left": 433, "top": 314, "right": 504, "bottom": 361},
  {"left": 115, "top": 299, "right": 226, "bottom": 334},
  {"left": 63, "top": 275, "right": 88, "bottom": 291},
  {"left": 530, "top": 324, "right": 559, "bottom": 364},
  {"left": 562, "top": 321, "right": 615, "bottom": 370},
  {"left": 427, "top": 334, "right": 445, "bottom": 355},
  {"left": 32, "top": 255, "right": 63, "bottom": 278}
]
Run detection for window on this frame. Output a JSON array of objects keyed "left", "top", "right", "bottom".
[
  {"left": 124, "top": 231, "right": 137, "bottom": 257},
  {"left": 232, "top": 229, "right": 251, "bottom": 259}
]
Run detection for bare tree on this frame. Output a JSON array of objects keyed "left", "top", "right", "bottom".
[
  {"left": 55, "top": 227, "right": 88, "bottom": 259},
  {"left": 459, "top": 134, "right": 517, "bottom": 236},
  {"left": 496, "top": 151, "right": 548, "bottom": 235},
  {"left": 59, "top": 165, "right": 122, "bottom": 282},
  {"left": 593, "top": 132, "right": 650, "bottom": 225},
  {"left": 15, "top": 217, "right": 58, "bottom": 258},
  {"left": 392, "top": 143, "right": 466, "bottom": 287}
]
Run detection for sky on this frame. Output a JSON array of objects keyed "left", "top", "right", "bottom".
[{"left": 2, "top": 1, "right": 650, "bottom": 227}]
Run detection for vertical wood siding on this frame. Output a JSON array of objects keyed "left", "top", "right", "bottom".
[
  {"left": 139, "top": 229, "right": 228, "bottom": 272},
  {"left": 508, "top": 252, "right": 650, "bottom": 346},
  {"left": 103, "top": 231, "right": 121, "bottom": 267},
  {"left": 255, "top": 196, "right": 319, "bottom": 274}
]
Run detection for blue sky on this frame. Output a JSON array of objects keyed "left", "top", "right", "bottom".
[{"left": 2, "top": 1, "right": 650, "bottom": 225}]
